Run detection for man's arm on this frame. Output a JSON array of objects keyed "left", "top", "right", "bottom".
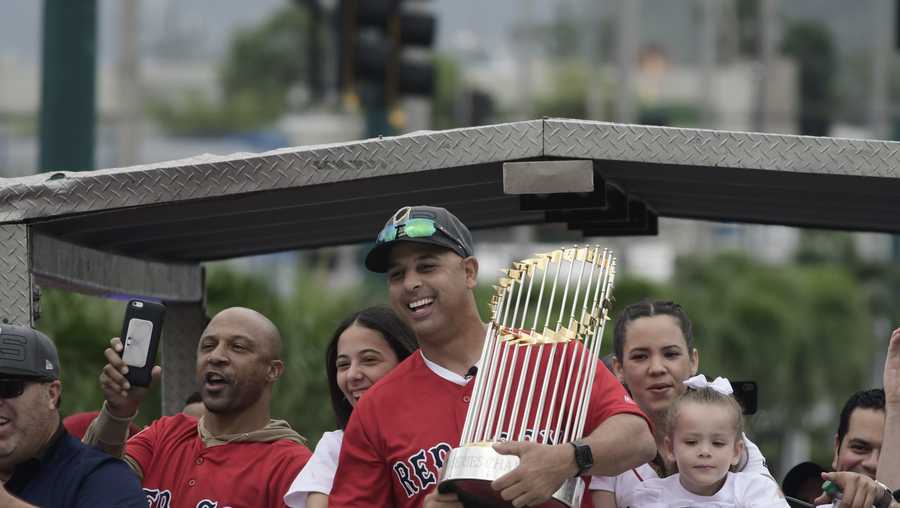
[
  {"left": 878, "top": 327, "right": 900, "bottom": 490},
  {"left": 83, "top": 337, "right": 159, "bottom": 463},
  {"left": 82, "top": 402, "right": 134, "bottom": 459},
  {"left": 491, "top": 413, "right": 655, "bottom": 507},
  {"left": 491, "top": 356, "right": 655, "bottom": 508},
  {"left": 816, "top": 471, "right": 900, "bottom": 508},
  {"left": 591, "top": 489, "right": 618, "bottom": 508},
  {"left": 581, "top": 412, "right": 657, "bottom": 476}
]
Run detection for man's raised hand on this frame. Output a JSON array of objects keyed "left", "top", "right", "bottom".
[{"left": 99, "top": 337, "right": 160, "bottom": 418}]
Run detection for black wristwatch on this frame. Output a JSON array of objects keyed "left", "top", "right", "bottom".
[{"left": 570, "top": 440, "right": 593, "bottom": 477}]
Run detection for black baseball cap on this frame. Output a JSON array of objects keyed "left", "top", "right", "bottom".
[
  {"left": 365, "top": 206, "right": 475, "bottom": 273},
  {"left": 0, "top": 325, "right": 60, "bottom": 380}
]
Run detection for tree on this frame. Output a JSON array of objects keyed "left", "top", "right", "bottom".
[
  {"left": 533, "top": 61, "right": 590, "bottom": 119},
  {"left": 432, "top": 54, "right": 463, "bottom": 130},
  {"left": 220, "top": 4, "right": 312, "bottom": 114},
  {"left": 148, "top": 3, "right": 311, "bottom": 135},
  {"left": 671, "top": 252, "right": 872, "bottom": 472}
]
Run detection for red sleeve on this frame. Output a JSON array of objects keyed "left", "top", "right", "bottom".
[
  {"left": 124, "top": 416, "right": 164, "bottom": 474},
  {"left": 267, "top": 442, "right": 313, "bottom": 508},
  {"left": 584, "top": 363, "right": 651, "bottom": 434},
  {"left": 329, "top": 404, "right": 394, "bottom": 508}
]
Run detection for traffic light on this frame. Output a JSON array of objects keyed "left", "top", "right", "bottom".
[{"left": 336, "top": 0, "right": 436, "bottom": 129}]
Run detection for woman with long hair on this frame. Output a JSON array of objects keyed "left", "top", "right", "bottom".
[{"left": 284, "top": 306, "right": 417, "bottom": 508}]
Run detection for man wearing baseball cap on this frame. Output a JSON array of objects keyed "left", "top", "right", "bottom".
[
  {"left": 331, "top": 205, "right": 656, "bottom": 508},
  {"left": 0, "top": 325, "right": 144, "bottom": 507}
]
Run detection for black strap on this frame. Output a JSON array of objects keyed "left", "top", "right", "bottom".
[{"left": 784, "top": 496, "right": 814, "bottom": 508}]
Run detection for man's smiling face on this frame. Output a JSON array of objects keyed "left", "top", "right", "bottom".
[{"left": 386, "top": 243, "right": 476, "bottom": 344}]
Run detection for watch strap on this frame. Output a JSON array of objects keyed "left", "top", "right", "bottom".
[{"left": 874, "top": 480, "right": 895, "bottom": 508}]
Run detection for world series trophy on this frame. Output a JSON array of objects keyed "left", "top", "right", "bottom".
[{"left": 438, "top": 246, "right": 616, "bottom": 508}]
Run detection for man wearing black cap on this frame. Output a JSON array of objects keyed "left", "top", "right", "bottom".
[
  {"left": 0, "top": 325, "right": 144, "bottom": 507},
  {"left": 330, "top": 206, "right": 656, "bottom": 508}
]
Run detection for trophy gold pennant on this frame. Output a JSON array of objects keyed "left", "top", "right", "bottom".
[{"left": 438, "top": 246, "right": 617, "bottom": 507}]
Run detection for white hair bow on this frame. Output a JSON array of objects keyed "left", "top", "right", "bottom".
[{"left": 683, "top": 374, "right": 733, "bottom": 395}]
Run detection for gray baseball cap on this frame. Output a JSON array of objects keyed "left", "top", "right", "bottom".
[
  {"left": 365, "top": 205, "right": 475, "bottom": 273},
  {"left": 0, "top": 325, "right": 60, "bottom": 380}
]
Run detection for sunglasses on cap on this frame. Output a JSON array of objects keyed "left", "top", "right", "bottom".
[
  {"left": 0, "top": 378, "right": 40, "bottom": 399},
  {"left": 376, "top": 217, "right": 467, "bottom": 253}
]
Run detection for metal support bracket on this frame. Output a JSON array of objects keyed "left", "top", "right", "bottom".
[
  {"left": 31, "top": 231, "right": 204, "bottom": 302},
  {"left": 503, "top": 160, "right": 595, "bottom": 195}
]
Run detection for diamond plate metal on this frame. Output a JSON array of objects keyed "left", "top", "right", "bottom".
[
  {"left": 30, "top": 232, "right": 203, "bottom": 302},
  {"left": 0, "top": 225, "right": 31, "bottom": 325},
  {"left": 160, "top": 302, "right": 206, "bottom": 416},
  {"left": 0, "top": 121, "right": 543, "bottom": 224},
  {"left": 543, "top": 119, "right": 900, "bottom": 178}
]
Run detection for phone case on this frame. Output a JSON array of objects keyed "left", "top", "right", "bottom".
[
  {"left": 119, "top": 300, "right": 166, "bottom": 387},
  {"left": 732, "top": 380, "right": 758, "bottom": 415}
]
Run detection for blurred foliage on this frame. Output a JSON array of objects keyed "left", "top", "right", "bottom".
[
  {"left": 148, "top": 3, "right": 310, "bottom": 135},
  {"left": 432, "top": 54, "right": 463, "bottom": 130},
  {"left": 37, "top": 240, "right": 892, "bottom": 470},
  {"left": 220, "top": 5, "right": 311, "bottom": 107},
  {"left": 638, "top": 102, "right": 701, "bottom": 127},
  {"left": 511, "top": 1, "right": 593, "bottom": 61},
  {"left": 147, "top": 89, "right": 284, "bottom": 136},
  {"left": 531, "top": 60, "right": 699, "bottom": 127},
  {"left": 782, "top": 21, "right": 836, "bottom": 136},
  {"left": 35, "top": 292, "right": 159, "bottom": 425},
  {"left": 534, "top": 61, "right": 590, "bottom": 119}
]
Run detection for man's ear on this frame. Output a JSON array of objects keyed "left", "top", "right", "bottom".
[
  {"left": 47, "top": 380, "right": 62, "bottom": 410},
  {"left": 267, "top": 360, "right": 284, "bottom": 383},
  {"left": 463, "top": 256, "right": 479, "bottom": 289},
  {"left": 832, "top": 434, "right": 841, "bottom": 471}
]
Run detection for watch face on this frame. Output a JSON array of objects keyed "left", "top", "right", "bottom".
[{"left": 575, "top": 442, "right": 593, "bottom": 470}]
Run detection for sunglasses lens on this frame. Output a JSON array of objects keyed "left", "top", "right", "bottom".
[
  {"left": 0, "top": 379, "right": 26, "bottom": 399},
  {"left": 403, "top": 219, "right": 436, "bottom": 238},
  {"left": 377, "top": 224, "right": 397, "bottom": 243}
]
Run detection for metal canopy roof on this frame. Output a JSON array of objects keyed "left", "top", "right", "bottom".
[{"left": 3, "top": 118, "right": 900, "bottom": 263}]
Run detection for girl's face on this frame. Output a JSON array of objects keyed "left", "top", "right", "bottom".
[
  {"left": 664, "top": 401, "right": 743, "bottom": 496},
  {"left": 614, "top": 315, "right": 699, "bottom": 419},
  {"left": 335, "top": 323, "right": 401, "bottom": 407}
]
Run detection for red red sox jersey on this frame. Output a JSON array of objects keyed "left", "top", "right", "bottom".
[
  {"left": 126, "top": 414, "right": 312, "bottom": 508},
  {"left": 329, "top": 346, "right": 648, "bottom": 508}
]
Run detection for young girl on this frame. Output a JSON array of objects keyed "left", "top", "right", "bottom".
[
  {"left": 592, "top": 300, "right": 773, "bottom": 508},
  {"left": 630, "top": 375, "right": 788, "bottom": 507},
  {"left": 283, "top": 306, "right": 418, "bottom": 508}
]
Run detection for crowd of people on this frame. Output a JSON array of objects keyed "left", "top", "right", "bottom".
[{"left": 0, "top": 204, "right": 898, "bottom": 507}]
